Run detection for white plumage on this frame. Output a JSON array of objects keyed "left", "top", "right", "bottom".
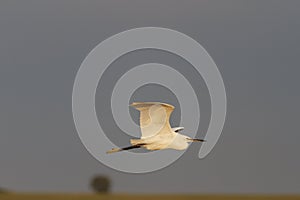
[{"left": 107, "top": 102, "right": 205, "bottom": 154}]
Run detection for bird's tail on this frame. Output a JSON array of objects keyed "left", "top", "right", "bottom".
[{"left": 130, "top": 139, "right": 141, "bottom": 145}]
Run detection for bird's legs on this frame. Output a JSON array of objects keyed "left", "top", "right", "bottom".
[{"left": 106, "top": 144, "right": 145, "bottom": 154}]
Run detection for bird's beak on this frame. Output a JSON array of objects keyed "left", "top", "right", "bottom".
[{"left": 188, "top": 138, "right": 206, "bottom": 142}]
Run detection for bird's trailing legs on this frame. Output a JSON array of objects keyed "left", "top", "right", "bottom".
[{"left": 106, "top": 144, "right": 145, "bottom": 154}]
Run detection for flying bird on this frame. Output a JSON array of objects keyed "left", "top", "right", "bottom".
[{"left": 107, "top": 102, "right": 205, "bottom": 153}]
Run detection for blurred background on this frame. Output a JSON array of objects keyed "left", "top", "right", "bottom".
[{"left": 0, "top": 0, "right": 300, "bottom": 199}]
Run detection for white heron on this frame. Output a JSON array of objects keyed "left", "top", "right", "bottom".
[{"left": 107, "top": 102, "right": 205, "bottom": 153}]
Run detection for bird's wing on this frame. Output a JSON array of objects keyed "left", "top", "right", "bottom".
[{"left": 130, "top": 102, "right": 175, "bottom": 138}]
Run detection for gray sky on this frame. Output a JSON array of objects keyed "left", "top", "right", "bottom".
[{"left": 1, "top": 0, "right": 300, "bottom": 194}]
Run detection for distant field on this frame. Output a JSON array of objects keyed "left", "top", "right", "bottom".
[{"left": 0, "top": 194, "right": 300, "bottom": 200}]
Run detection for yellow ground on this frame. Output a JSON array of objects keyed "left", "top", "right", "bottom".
[{"left": 0, "top": 194, "right": 300, "bottom": 200}]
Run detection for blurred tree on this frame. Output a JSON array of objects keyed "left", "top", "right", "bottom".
[
  {"left": 90, "top": 175, "right": 111, "bottom": 193},
  {"left": 0, "top": 188, "right": 9, "bottom": 193}
]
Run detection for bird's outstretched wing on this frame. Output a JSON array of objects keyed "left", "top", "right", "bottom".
[{"left": 130, "top": 102, "right": 174, "bottom": 139}]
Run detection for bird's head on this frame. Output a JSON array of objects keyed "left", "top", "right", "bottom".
[{"left": 184, "top": 136, "right": 206, "bottom": 143}]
